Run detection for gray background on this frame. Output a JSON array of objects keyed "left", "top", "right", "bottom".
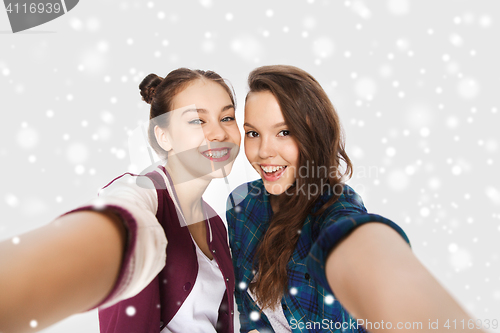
[{"left": 1, "top": 0, "right": 499, "bottom": 332}]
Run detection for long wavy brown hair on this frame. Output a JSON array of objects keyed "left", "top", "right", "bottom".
[{"left": 247, "top": 65, "right": 353, "bottom": 310}]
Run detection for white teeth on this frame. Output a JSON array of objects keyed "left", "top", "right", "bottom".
[
  {"left": 261, "top": 165, "right": 285, "bottom": 173},
  {"left": 203, "top": 149, "right": 228, "bottom": 158}
]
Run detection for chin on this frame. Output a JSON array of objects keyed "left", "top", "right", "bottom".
[
  {"left": 207, "top": 163, "right": 235, "bottom": 179},
  {"left": 263, "top": 181, "right": 289, "bottom": 195}
]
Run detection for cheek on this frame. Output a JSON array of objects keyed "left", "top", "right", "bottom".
[
  {"left": 184, "top": 125, "right": 202, "bottom": 138},
  {"left": 283, "top": 142, "right": 300, "bottom": 167},
  {"left": 231, "top": 126, "right": 242, "bottom": 145},
  {"left": 244, "top": 139, "right": 256, "bottom": 161},
  {"left": 183, "top": 130, "right": 204, "bottom": 147}
]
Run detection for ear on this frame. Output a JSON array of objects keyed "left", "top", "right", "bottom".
[{"left": 154, "top": 125, "right": 173, "bottom": 152}]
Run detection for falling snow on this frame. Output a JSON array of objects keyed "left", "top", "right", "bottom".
[
  {"left": 5, "top": 194, "right": 20, "bottom": 207},
  {"left": 17, "top": 127, "right": 39, "bottom": 149},
  {"left": 231, "top": 35, "right": 263, "bottom": 62},
  {"left": 325, "top": 294, "right": 335, "bottom": 305},
  {"left": 387, "top": 169, "right": 409, "bottom": 191},
  {"left": 387, "top": 0, "right": 410, "bottom": 16},
  {"left": 249, "top": 311, "right": 260, "bottom": 321},
  {"left": 450, "top": 248, "right": 473, "bottom": 271},
  {"left": 312, "top": 37, "right": 335, "bottom": 58},
  {"left": 125, "top": 306, "right": 136, "bottom": 316},
  {"left": 354, "top": 77, "right": 377, "bottom": 100},
  {"left": 457, "top": 78, "right": 480, "bottom": 99},
  {"left": 66, "top": 142, "right": 89, "bottom": 164},
  {"left": 485, "top": 187, "right": 500, "bottom": 205},
  {"left": 1, "top": 2, "right": 498, "bottom": 332}
]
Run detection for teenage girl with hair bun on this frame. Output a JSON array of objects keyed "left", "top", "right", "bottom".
[
  {"left": 227, "top": 65, "right": 486, "bottom": 333},
  {"left": 0, "top": 68, "right": 240, "bottom": 333}
]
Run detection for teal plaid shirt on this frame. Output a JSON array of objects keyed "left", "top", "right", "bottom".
[{"left": 226, "top": 180, "right": 411, "bottom": 333}]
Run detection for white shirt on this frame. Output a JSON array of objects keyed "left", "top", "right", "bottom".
[{"left": 162, "top": 231, "right": 226, "bottom": 333}]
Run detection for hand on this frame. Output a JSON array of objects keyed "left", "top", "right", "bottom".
[{"left": 325, "top": 222, "right": 486, "bottom": 333}]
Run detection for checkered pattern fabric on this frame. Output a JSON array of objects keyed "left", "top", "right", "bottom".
[{"left": 227, "top": 180, "right": 410, "bottom": 333}]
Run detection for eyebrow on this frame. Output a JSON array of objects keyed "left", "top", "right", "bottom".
[
  {"left": 181, "top": 104, "right": 234, "bottom": 116},
  {"left": 244, "top": 121, "right": 287, "bottom": 129}
]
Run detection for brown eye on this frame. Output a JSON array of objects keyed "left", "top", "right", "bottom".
[
  {"left": 245, "top": 131, "right": 259, "bottom": 138},
  {"left": 277, "top": 130, "right": 290, "bottom": 137}
]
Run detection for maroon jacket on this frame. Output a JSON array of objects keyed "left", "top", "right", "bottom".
[{"left": 90, "top": 166, "right": 234, "bottom": 332}]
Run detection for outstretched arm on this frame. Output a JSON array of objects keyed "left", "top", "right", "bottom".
[
  {"left": 0, "top": 210, "right": 126, "bottom": 333},
  {"left": 325, "top": 222, "right": 485, "bottom": 333}
]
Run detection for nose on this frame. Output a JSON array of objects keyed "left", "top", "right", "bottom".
[
  {"left": 203, "top": 121, "right": 228, "bottom": 142},
  {"left": 258, "top": 136, "right": 276, "bottom": 159}
]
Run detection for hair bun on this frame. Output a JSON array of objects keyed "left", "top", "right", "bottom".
[{"left": 139, "top": 73, "right": 164, "bottom": 104}]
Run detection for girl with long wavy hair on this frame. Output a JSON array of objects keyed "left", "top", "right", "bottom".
[
  {"left": 227, "top": 65, "right": 485, "bottom": 333},
  {"left": 0, "top": 68, "right": 240, "bottom": 333}
]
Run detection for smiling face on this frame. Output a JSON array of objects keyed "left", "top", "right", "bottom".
[
  {"left": 244, "top": 90, "right": 300, "bottom": 195},
  {"left": 155, "top": 79, "right": 241, "bottom": 182}
]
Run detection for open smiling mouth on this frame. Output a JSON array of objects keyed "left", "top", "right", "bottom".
[
  {"left": 260, "top": 165, "right": 287, "bottom": 181},
  {"left": 201, "top": 148, "right": 230, "bottom": 162}
]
